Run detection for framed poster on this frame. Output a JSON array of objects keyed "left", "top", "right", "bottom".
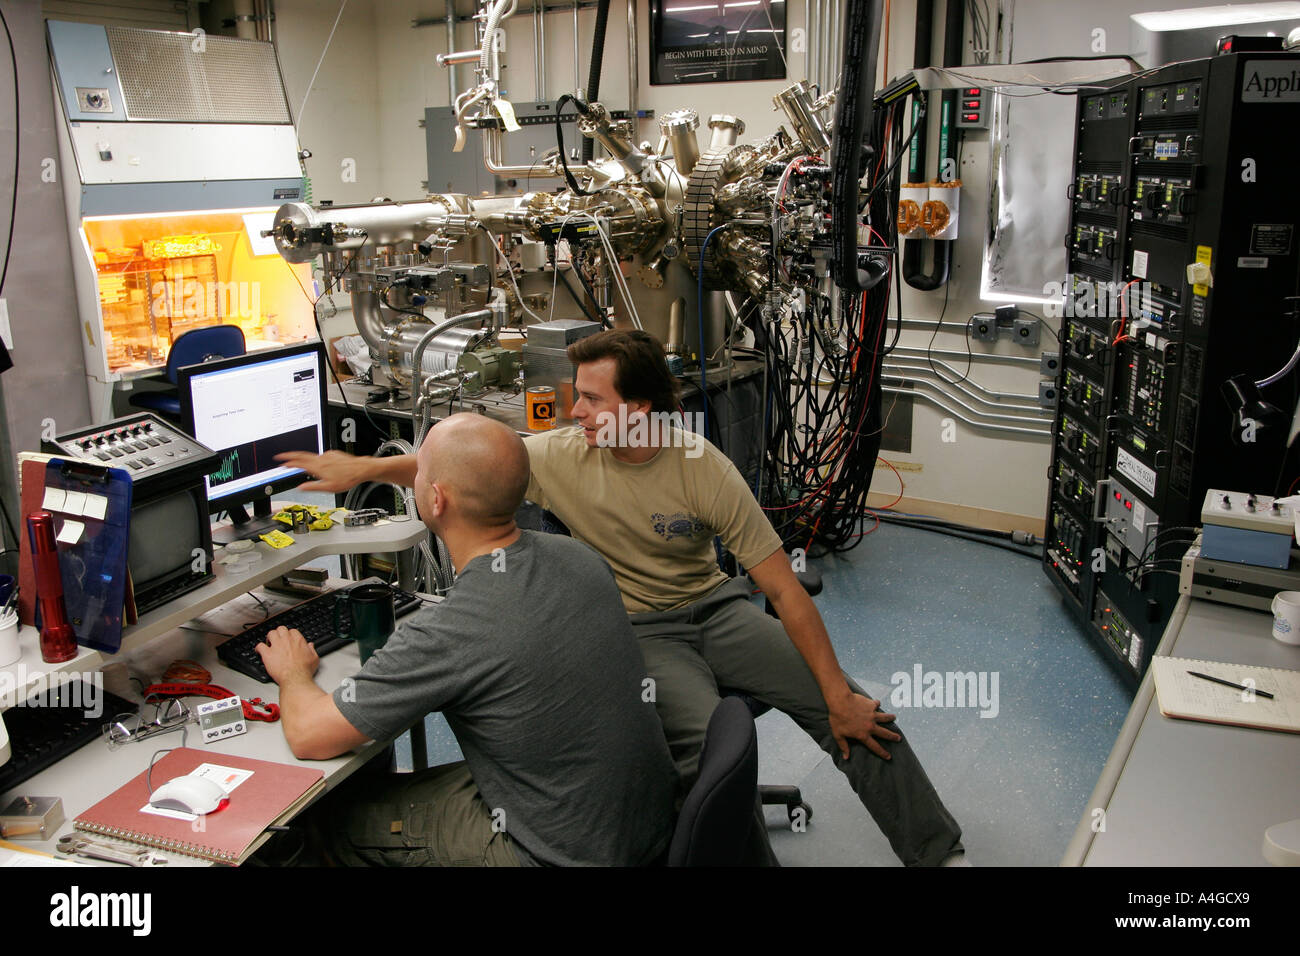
[{"left": 649, "top": 0, "right": 787, "bottom": 86}]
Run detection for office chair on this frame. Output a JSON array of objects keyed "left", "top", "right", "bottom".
[
  {"left": 667, "top": 696, "right": 759, "bottom": 866},
  {"left": 128, "top": 325, "right": 247, "bottom": 421}
]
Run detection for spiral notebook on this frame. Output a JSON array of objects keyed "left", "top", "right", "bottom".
[
  {"left": 74, "top": 748, "right": 326, "bottom": 865},
  {"left": 1151, "top": 656, "right": 1300, "bottom": 734}
]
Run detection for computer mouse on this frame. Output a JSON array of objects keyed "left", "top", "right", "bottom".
[{"left": 149, "top": 775, "right": 229, "bottom": 816}]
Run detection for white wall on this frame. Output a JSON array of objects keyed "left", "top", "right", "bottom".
[{"left": 275, "top": 0, "right": 382, "bottom": 208}]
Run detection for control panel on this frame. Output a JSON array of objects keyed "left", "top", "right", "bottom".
[
  {"left": 45, "top": 413, "right": 216, "bottom": 479},
  {"left": 1102, "top": 477, "right": 1160, "bottom": 561}
]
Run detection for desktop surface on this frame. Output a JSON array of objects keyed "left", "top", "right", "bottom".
[{"left": 1076, "top": 598, "right": 1300, "bottom": 866}]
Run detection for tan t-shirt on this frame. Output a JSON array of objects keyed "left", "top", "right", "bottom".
[{"left": 523, "top": 426, "right": 785, "bottom": 613}]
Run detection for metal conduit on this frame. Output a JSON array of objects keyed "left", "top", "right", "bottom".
[
  {"left": 881, "top": 384, "right": 1053, "bottom": 438},
  {"left": 884, "top": 360, "right": 1042, "bottom": 406},
  {"left": 883, "top": 374, "right": 1055, "bottom": 429},
  {"left": 890, "top": 344, "right": 1042, "bottom": 367}
]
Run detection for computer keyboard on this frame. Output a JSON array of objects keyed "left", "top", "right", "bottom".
[
  {"left": 217, "top": 583, "right": 423, "bottom": 683},
  {"left": 0, "top": 685, "right": 139, "bottom": 794}
]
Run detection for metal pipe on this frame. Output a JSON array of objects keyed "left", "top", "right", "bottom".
[
  {"left": 804, "top": 0, "right": 811, "bottom": 83},
  {"left": 884, "top": 363, "right": 1043, "bottom": 412},
  {"left": 890, "top": 343, "right": 1041, "bottom": 367},
  {"left": 626, "top": 0, "right": 637, "bottom": 131},
  {"left": 483, "top": 125, "right": 592, "bottom": 177},
  {"left": 445, "top": 2, "right": 458, "bottom": 104},
  {"left": 881, "top": 375, "right": 1053, "bottom": 424},
  {"left": 438, "top": 48, "right": 483, "bottom": 66},
  {"left": 572, "top": 0, "right": 581, "bottom": 96},
  {"left": 351, "top": 290, "right": 396, "bottom": 353},
  {"left": 533, "top": 0, "right": 544, "bottom": 100},
  {"left": 412, "top": 308, "right": 494, "bottom": 392},
  {"left": 233, "top": 0, "right": 257, "bottom": 40},
  {"left": 538, "top": 0, "right": 547, "bottom": 100},
  {"left": 881, "top": 383, "right": 1052, "bottom": 437}
]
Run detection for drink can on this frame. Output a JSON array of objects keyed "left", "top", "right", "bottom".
[{"left": 526, "top": 386, "right": 556, "bottom": 431}]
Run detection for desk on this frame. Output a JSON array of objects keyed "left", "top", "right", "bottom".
[
  {"left": 1, "top": 611, "right": 383, "bottom": 865},
  {"left": 0, "top": 517, "right": 430, "bottom": 865},
  {"left": 0, "top": 509, "right": 427, "bottom": 704},
  {"left": 1063, "top": 595, "right": 1300, "bottom": 866}
]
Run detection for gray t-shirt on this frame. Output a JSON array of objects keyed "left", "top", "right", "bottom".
[{"left": 333, "top": 530, "right": 677, "bottom": 866}]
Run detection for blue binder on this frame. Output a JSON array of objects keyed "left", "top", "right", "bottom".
[{"left": 42, "top": 458, "right": 133, "bottom": 653}]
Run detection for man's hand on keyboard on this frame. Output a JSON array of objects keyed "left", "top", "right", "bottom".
[{"left": 256, "top": 625, "right": 320, "bottom": 686}]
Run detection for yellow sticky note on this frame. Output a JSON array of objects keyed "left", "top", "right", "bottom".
[{"left": 1193, "top": 245, "right": 1212, "bottom": 297}]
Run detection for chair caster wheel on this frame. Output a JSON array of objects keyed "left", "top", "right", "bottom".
[{"left": 788, "top": 802, "right": 812, "bottom": 825}]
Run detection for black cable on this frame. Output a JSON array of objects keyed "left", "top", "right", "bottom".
[
  {"left": 581, "top": 0, "right": 611, "bottom": 163},
  {"left": 0, "top": 4, "right": 17, "bottom": 297},
  {"left": 871, "top": 512, "right": 1043, "bottom": 559},
  {"left": 554, "top": 94, "right": 597, "bottom": 197}
]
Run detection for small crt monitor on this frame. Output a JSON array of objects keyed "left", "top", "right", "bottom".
[{"left": 178, "top": 341, "right": 327, "bottom": 542}]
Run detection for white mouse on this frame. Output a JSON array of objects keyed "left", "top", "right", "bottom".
[{"left": 149, "top": 775, "right": 229, "bottom": 816}]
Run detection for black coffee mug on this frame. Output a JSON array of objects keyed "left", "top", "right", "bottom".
[{"left": 335, "top": 584, "right": 396, "bottom": 664}]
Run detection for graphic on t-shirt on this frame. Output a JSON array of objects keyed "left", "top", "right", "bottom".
[{"left": 652, "top": 512, "right": 708, "bottom": 541}]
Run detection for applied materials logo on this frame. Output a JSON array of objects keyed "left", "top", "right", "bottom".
[{"left": 1241, "top": 61, "right": 1300, "bottom": 102}]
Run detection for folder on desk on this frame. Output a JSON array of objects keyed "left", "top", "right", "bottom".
[
  {"left": 74, "top": 748, "right": 326, "bottom": 865},
  {"left": 1151, "top": 656, "right": 1300, "bottom": 734},
  {"left": 16, "top": 454, "right": 137, "bottom": 649}
]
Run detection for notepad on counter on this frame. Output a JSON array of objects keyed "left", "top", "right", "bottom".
[
  {"left": 1151, "top": 656, "right": 1300, "bottom": 734},
  {"left": 73, "top": 748, "right": 325, "bottom": 865}
]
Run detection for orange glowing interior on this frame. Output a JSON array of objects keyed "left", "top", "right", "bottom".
[{"left": 82, "top": 209, "right": 314, "bottom": 374}]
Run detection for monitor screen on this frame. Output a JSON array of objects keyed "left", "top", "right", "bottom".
[{"left": 178, "top": 342, "right": 327, "bottom": 514}]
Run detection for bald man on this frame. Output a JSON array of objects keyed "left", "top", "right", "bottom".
[{"left": 257, "top": 414, "right": 677, "bottom": 866}]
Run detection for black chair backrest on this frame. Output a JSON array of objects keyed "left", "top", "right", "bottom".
[{"left": 668, "top": 696, "right": 758, "bottom": 866}]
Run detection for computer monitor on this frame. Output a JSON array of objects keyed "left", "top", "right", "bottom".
[{"left": 178, "top": 341, "right": 328, "bottom": 543}]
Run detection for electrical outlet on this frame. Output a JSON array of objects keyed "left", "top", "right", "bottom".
[
  {"left": 1012, "top": 318, "right": 1040, "bottom": 347},
  {"left": 1039, "top": 380, "right": 1058, "bottom": 408},
  {"left": 1040, "top": 351, "right": 1060, "bottom": 376},
  {"left": 969, "top": 314, "right": 997, "bottom": 343}
]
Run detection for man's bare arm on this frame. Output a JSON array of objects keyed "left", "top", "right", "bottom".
[
  {"left": 748, "top": 550, "right": 901, "bottom": 761},
  {"left": 275, "top": 450, "right": 417, "bottom": 492},
  {"left": 256, "top": 626, "right": 371, "bottom": 760}
]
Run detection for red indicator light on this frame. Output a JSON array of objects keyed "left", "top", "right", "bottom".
[
  {"left": 1126, "top": 501, "right": 1133, "bottom": 510},
  {"left": 963, "top": 113, "right": 979, "bottom": 122},
  {"left": 964, "top": 100, "right": 981, "bottom": 109},
  {"left": 966, "top": 87, "right": 981, "bottom": 96}
]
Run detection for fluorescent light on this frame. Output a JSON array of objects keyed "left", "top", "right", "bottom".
[
  {"left": 666, "top": 0, "right": 780, "bottom": 10},
  {"left": 1132, "top": 2, "right": 1300, "bottom": 32}
]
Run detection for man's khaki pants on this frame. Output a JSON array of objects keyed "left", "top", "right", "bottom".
[{"left": 630, "top": 577, "right": 963, "bottom": 867}]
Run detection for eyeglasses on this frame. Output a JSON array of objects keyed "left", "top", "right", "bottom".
[{"left": 102, "top": 699, "right": 196, "bottom": 750}]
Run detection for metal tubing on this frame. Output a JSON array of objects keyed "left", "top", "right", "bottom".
[
  {"left": 533, "top": 0, "right": 544, "bottom": 100},
  {"left": 446, "top": 3, "right": 458, "bottom": 103},
  {"left": 881, "top": 383, "right": 1052, "bottom": 437},
  {"left": 890, "top": 343, "right": 1042, "bottom": 367},
  {"left": 884, "top": 361, "right": 1042, "bottom": 408},
  {"left": 627, "top": 0, "right": 637, "bottom": 129},
  {"left": 881, "top": 374, "right": 1049, "bottom": 424},
  {"left": 573, "top": 0, "right": 581, "bottom": 95}
]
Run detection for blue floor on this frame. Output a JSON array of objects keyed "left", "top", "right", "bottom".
[{"left": 391, "top": 518, "right": 1133, "bottom": 866}]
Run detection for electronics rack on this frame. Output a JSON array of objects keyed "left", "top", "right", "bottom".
[{"left": 1045, "top": 52, "right": 1300, "bottom": 686}]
